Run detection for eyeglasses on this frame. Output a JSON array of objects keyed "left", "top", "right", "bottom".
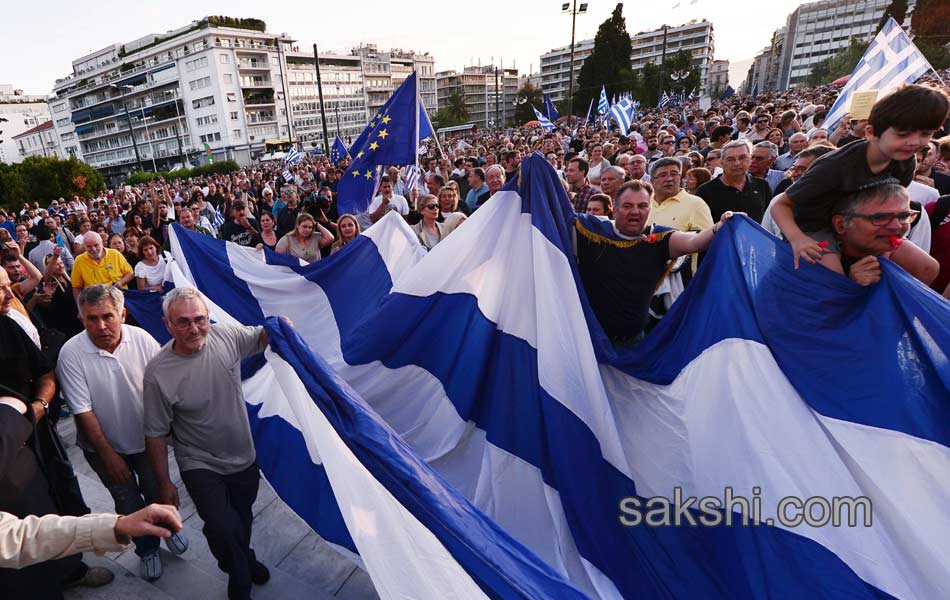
[
  {"left": 171, "top": 315, "right": 209, "bottom": 329},
  {"left": 845, "top": 210, "right": 920, "bottom": 226}
]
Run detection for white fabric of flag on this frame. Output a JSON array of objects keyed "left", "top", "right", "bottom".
[
  {"left": 824, "top": 17, "right": 934, "bottom": 132},
  {"left": 285, "top": 146, "right": 301, "bottom": 166},
  {"left": 532, "top": 106, "right": 556, "bottom": 132}
]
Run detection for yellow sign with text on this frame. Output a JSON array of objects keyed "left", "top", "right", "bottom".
[{"left": 848, "top": 90, "right": 879, "bottom": 121}]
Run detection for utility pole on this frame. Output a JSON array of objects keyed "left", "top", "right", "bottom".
[
  {"left": 313, "top": 44, "right": 331, "bottom": 157},
  {"left": 562, "top": 2, "right": 588, "bottom": 126},
  {"left": 111, "top": 84, "right": 143, "bottom": 173},
  {"left": 494, "top": 65, "right": 500, "bottom": 130},
  {"left": 658, "top": 25, "right": 669, "bottom": 101},
  {"left": 277, "top": 37, "right": 295, "bottom": 148}
]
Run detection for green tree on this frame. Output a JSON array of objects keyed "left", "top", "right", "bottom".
[
  {"left": 877, "top": 0, "right": 909, "bottom": 32},
  {"left": 514, "top": 82, "right": 544, "bottom": 124},
  {"left": 0, "top": 156, "right": 104, "bottom": 209},
  {"left": 0, "top": 163, "right": 27, "bottom": 208},
  {"left": 911, "top": 0, "right": 950, "bottom": 69},
  {"left": 573, "top": 3, "right": 635, "bottom": 117},
  {"left": 446, "top": 92, "right": 470, "bottom": 124}
]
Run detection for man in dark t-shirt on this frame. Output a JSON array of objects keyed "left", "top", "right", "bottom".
[
  {"left": 218, "top": 200, "right": 261, "bottom": 247},
  {"left": 573, "top": 180, "right": 735, "bottom": 345}
]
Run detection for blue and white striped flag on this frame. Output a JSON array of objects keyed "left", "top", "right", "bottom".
[
  {"left": 405, "top": 164, "right": 420, "bottom": 194},
  {"left": 532, "top": 105, "right": 556, "bottom": 132},
  {"left": 126, "top": 154, "right": 950, "bottom": 600},
  {"left": 282, "top": 167, "right": 293, "bottom": 183},
  {"left": 824, "top": 17, "right": 934, "bottom": 132},
  {"left": 285, "top": 146, "right": 302, "bottom": 166},
  {"left": 658, "top": 91, "right": 671, "bottom": 108},
  {"left": 211, "top": 207, "right": 225, "bottom": 229},
  {"left": 608, "top": 97, "right": 636, "bottom": 136},
  {"left": 597, "top": 86, "right": 609, "bottom": 115}
]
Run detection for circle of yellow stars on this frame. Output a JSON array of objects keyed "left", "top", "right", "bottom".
[{"left": 347, "top": 110, "right": 396, "bottom": 181}]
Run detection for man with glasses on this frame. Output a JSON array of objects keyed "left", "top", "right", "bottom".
[
  {"left": 750, "top": 141, "right": 787, "bottom": 193},
  {"left": 696, "top": 139, "right": 771, "bottom": 223},
  {"left": 144, "top": 287, "right": 272, "bottom": 600},
  {"left": 748, "top": 114, "right": 772, "bottom": 143},
  {"left": 658, "top": 134, "right": 676, "bottom": 160},
  {"left": 831, "top": 184, "right": 938, "bottom": 286}
]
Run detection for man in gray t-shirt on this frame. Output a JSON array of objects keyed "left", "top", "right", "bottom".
[{"left": 143, "top": 287, "right": 270, "bottom": 600}]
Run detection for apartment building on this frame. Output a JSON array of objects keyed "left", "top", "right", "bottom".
[
  {"left": 436, "top": 66, "right": 519, "bottom": 129},
  {"left": 0, "top": 85, "right": 52, "bottom": 164}
]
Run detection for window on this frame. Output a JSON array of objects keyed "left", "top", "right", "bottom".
[
  {"left": 227, "top": 93, "right": 237, "bottom": 102},
  {"left": 230, "top": 111, "right": 239, "bottom": 120},
  {"left": 232, "top": 129, "right": 242, "bottom": 139},
  {"left": 189, "top": 76, "right": 211, "bottom": 91},
  {"left": 223, "top": 74, "right": 233, "bottom": 84},
  {"left": 56, "top": 117, "right": 70, "bottom": 127},
  {"left": 219, "top": 54, "right": 230, "bottom": 64},
  {"left": 185, "top": 57, "right": 209, "bottom": 71},
  {"left": 199, "top": 132, "right": 222, "bottom": 143},
  {"left": 192, "top": 96, "right": 215, "bottom": 109},
  {"left": 60, "top": 132, "right": 75, "bottom": 141},
  {"left": 52, "top": 103, "right": 66, "bottom": 113},
  {"left": 196, "top": 114, "right": 218, "bottom": 126}
]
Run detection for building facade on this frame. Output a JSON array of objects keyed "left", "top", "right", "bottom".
[
  {"left": 775, "top": 0, "right": 916, "bottom": 89},
  {"left": 0, "top": 85, "right": 52, "bottom": 164},
  {"left": 436, "top": 66, "right": 519, "bottom": 129},
  {"left": 285, "top": 50, "right": 367, "bottom": 149},
  {"left": 538, "top": 20, "right": 716, "bottom": 102},
  {"left": 352, "top": 44, "right": 437, "bottom": 117},
  {"left": 12, "top": 121, "right": 62, "bottom": 160},
  {"left": 745, "top": 48, "right": 773, "bottom": 94},
  {"left": 49, "top": 18, "right": 300, "bottom": 181},
  {"left": 708, "top": 59, "right": 730, "bottom": 97}
]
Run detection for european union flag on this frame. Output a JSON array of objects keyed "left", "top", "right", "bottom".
[
  {"left": 543, "top": 94, "right": 559, "bottom": 122},
  {"left": 337, "top": 72, "right": 433, "bottom": 216},
  {"left": 721, "top": 85, "right": 735, "bottom": 100},
  {"left": 330, "top": 136, "right": 349, "bottom": 164}
]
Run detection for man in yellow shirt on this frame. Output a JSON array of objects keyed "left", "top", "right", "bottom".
[
  {"left": 647, "top": 158, "right": 714, "bottom": 276},
  {"left": 71, "top": 233, "right": 133, "bottom": 304}
]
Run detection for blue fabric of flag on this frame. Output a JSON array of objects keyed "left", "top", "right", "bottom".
[
  {"left": 597, "top": 86, "right": 609, "bottom": 115},
  {"left": 543, "top": 94, "right": 559, "bottom": 121},
  {"left": 329, "top": 136, "right": 349, "bottom": 164}
]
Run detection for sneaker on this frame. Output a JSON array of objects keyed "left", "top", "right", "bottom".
[
  {"left": 250, "top": 560, "right": 270, "bottom": 585},
  {"left": 140, "top": 551, "right": 163, "bottom": 581},
  {"left": 64, "top": 565, "right": 114, "bottom": 588},
  {"left": 164, "top": 530, "right": 189, "bottom": 555}
]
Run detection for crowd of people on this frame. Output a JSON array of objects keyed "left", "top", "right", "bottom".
[{"left": 2, "top": 74, "right": 950, "bottom": 599}]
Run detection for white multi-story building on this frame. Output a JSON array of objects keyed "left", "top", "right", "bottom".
[
  {"left": 708, "top": 59, "right": 730, "bottom": 97},
  {"left": 0, "top": 85, "right": 52, "bottom": 164},
  {"left": 538, "top": 39, "right": 596, "bottom": 102},
  {"left": 12, "top": 121, "right": 63, "bottom": 160},
  {"left": 745, "top": 48, "right": 773, "bottom": 94},
  {"left": 49, "top": 17, "right": 296, "bottom": 181},
  {"left": 538, "top": 20, "right": 716, "bottom": 102},
  {"left": 775, "top": 0, "right": 916, "bottom": 89},
  {"left": 352, "top": 44, "right": 437, "bottom": 118},
  {"left": 285, "top": 51, "right": 367, "bottom": 149},
  {"left": 436, "top": 66, "right": 519, "bottom": 129}
]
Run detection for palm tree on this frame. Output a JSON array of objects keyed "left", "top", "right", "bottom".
[{"left": 446, "top": 92, "right": 469, "bottom": 123}]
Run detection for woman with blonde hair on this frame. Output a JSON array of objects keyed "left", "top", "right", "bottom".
[
  {"left": 436, "top": 186, "right": 468, "bottom": 234},
  {"left": 411, "top": 194, "right": 449, "bottom": 249},
  {"left": 330, "top": 214, "right": 361, "bottom": 255},
  {"left": 276, "top": 212, "right": 334, "bottom": 262}
]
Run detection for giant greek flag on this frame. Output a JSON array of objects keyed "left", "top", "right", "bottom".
[{"left": 128, "top": 153, "right": 950, "bottom": 599}]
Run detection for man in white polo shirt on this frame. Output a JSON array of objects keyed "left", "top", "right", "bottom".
[{"left": 56, "top": 284, "right": 187, "bottom": 581}]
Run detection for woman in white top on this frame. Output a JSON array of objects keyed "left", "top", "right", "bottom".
[
  {"left": 587, "top": 143, "right": 610, "bottom": 185},
  {"left": 276, "top": 213, "right": 334, "bottom": 263},
  {"left": 134, "top": 236, "right": 166, "bottom": 292}
]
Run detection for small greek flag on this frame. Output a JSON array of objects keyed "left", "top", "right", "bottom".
[
  {"left": 283, "top": 168, "right": 293, "bottom": 183},
  {"left": 597, "top": 85, "right": 609, "bottom": 115},
  {"left": 405, "top": 165, "right": 420, "bottom": 194},
  {"left": 285, "top": 147, "right": 302, "bottom": 166},
  {"left": 824, "top": 17, "right": 934, "bottom": 132},
  {"left": 212, "top": 207, "right": 225, "bottom": 229},
  {"left": 532, "top": 105, "right": 556, "bottom": 132},
  {"left": 608, "top": 97, "right": 636, "bottom": 136},
  {"left": 659, "top": 91, "right": 671, "bottom": 108}
]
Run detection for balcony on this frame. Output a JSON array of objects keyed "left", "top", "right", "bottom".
[
  {"left": 240, "top": 76, "right": 272, "bottom": 88},
  {"left": 238, "top": 59, "right": 270, "bottom": 70},
  {"left": 243, "top": 89, "right": 275, "bottom": 106},
  {"left": 245, "top": 111, "right": 277, "bottom": 124}
]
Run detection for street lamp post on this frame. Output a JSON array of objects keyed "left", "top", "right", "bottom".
[
  {"left": 562, "top": 1, "right": 588, "bottom": 124},
  {"left": 142, "top": 116, "right": 158, "bottom": 172},
  {"left": 313, "top": 43, "right": 331, "bottom": 156},
  {"left": 111, "top": 84, "right": 144, "bottom": 173},
  {"left": 172, "top": 86, "right": 186, "bottom": 167},
  {"left": 658, "top": 25, "right": 669, "bottom": 101}
]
